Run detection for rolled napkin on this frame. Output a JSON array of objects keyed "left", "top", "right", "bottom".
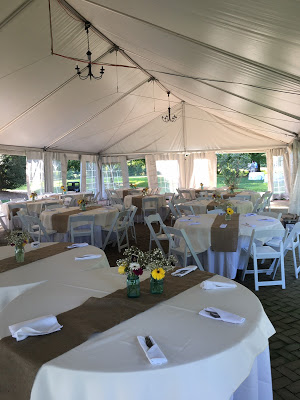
[
  {"left": 137, "top": 336, "right": 168, "bottom": 365},
  {"left": 199, "top": 307, "right": 245, "bottom": 324},
  {"left": 67, "top": 243, "right": 89, "bottom": 249},
  {"left": 9, "top": 315, "right": 63, "bottom": 342},
  {"left": 200, "top": 280, "right": 237, "bottom": 290},
  {"left": 75, "top": 254, "right": 102, "bottom": 260},
  {"left": 171, "top": 266, "right": 198, "bottom": 277},
  {"left": 31, "top": 241, "right": 40, "bottom": 249}
]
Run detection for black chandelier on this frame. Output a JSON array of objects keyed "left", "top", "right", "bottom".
[
  {"left": 162, "top": 91, "right": 177, "bottom": 122},
  {"left": 75, "top": 22, "right": 105, "bottom": 80}
]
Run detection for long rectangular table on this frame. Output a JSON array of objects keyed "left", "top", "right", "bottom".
[{"left": 0, "top": 244, "right": 274, "bottom": 400}]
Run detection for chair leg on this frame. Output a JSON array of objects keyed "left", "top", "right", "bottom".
[
  {"left": 253, "top": 258, "right": 259, "bottom": 291},
  {"left": 280, "top": 253, "right": 286, "bottom": 289},
  {"left": 293, "top": 248, "right": 299, "bottom": 279}
]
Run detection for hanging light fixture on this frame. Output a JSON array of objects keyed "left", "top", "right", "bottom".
[
  {"left": 162, "top": 91, "right": 177, "bottom": 122},
  {"left": 75, "top": 21, "right": 105, "bottom": 80}
]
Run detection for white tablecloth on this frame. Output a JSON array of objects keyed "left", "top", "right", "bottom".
[
  {"left": 40, "top": 206, "right": 119, "bottom": 247},
  {"left": 0, "top": 247, "right": 275, "bottom": 400},
  {"left": 124, "top": 194, "right": 167, "bottom": 209},
  {"left": 184, "top": 199, "right": 253, "bottom": 214},
  {"left": 174, "top": 214, "right": 284, "bottom": 278}
]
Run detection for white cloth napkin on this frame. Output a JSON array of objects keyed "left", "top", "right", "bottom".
[
  {"left": 137, "top": 336, "right": 168, "bottom": 365},
  {"left": 257, "top": 218, "right": 274, "bottom": 222},
  {"left": 244, "top": 213, "right": 257, "bottom": 217},
  {"left": 188, "top": 222, "right": 202, "bottom": 225},
  {"left": 9, "top": 315, "right": 63, "bottom": 341},
  {"left": 75, "top": 254, "right": 102, "bottom": 260},
  {"left": 199, "top": 307, "right": 245, "bottom": 324},
  {"left": 31, "top": 241, "right": 40, "bottom": 249},
  {"left": 200, "top": 280, "right": 237, "bottom": 290},
  {"left": 171, "top": 266, "right": 198, "bottom": 277},
  {"left": 67, "top": 243, "right": 89, "bottom": 248}
]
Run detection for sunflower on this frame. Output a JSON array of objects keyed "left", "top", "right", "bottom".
[
  {"left": 118, "top": 265, "right": 127, "bottom": 275},
  {"left": 151, "top": 268, "right": 166, "bottom": 280},
  {"left": 227, "top": 207, "right": 234, "bottom": 215}
]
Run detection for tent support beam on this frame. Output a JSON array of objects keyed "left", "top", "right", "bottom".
[
  {"left": 182, "top": 101, "right": 186, "bottom": 152},
  {"left": 0, "top": 0, "right": 34, "bottom": 30},
  {"left": 44, "top": 78, "right": 150, "bottom": 150},
  {"left": 83, "top": 0, "right": 300, "bottom": 86},
  {"left": 56, "top": 0, "right": 184, "bottom": 103},
  {"left": 167, "top": 82, "right": 298, "bottom": 137},
  {"left": 0, "top": 47, "right": 114, "bottom": 135},
  {"left": 195, "top": 79, "right": 300, "bottom": 123}
]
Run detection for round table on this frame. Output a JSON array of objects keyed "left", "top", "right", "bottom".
[
  {"left": 184, "top": 199, "right": 253, "bottom": 214},
  {"left": 0, "top": 244, "right": 274, "bottom": 400},
  {"left": 174, "top": 214, "right": 284, "bottom": 278}
]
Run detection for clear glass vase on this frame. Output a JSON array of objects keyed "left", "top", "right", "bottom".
[
  {"left": 80, "top": 204, "right": 86, "bottom": 211},
  {"left": 15, "top": 245, "right": 25, "bottom": 263},
  {"left": 127, "top": 275, "right": 140, "bottom": 298},
  {"left": 225, "top": 214, "right": 232, "bottom": 221},
  {"left": 150, "top": 277, "right": 164, "bottom": 294}
]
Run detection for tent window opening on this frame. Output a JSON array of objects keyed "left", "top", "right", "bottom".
[
  {"left": 156, "top": 160, "right": 179, "bottom": 193},
  {"left": 102, "top": 163, "right": 123, "bottom": 189},
  {"left": 192, "top": 159, "right": 210, "bottom": 187},
  {"left": 53, "top": 160, "right": 62, "bottom": 193},
  {"left": 26, "top": 159, "right": 44, "bottom": 195},
  {"left": 86, "top": 161, "right": 97, "bottom": 193},
  {"left": 273, "top": 155, "right": 286, "bottom": 195}
]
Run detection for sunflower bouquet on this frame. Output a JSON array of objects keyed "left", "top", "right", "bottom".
[
  {"left": 212, "top": 190, "right": 222, "bottom": 204},
  {"left": 78, "top": 198, "right": 87, "bottom": 210},
  {"left": 225, "top": 206, "right": 234, "bottom": 220},
  {"left": 130, "top": 183, "right": 137, "bottom": 189},
  {"left": 146, "top": 249, "right": 176, "bottom": 294},
  {"left": 30, "top": 192, "right": 38, "bottom": 201},
  {"left": 61, "top": 185, "right": 66, "bottom": 193}
]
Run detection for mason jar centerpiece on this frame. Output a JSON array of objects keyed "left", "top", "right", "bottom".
[
  {"left": 146, "top": 249, "right": 176, "bottom": 295},
  {"left": 117, "top": 247, "right": 146, "bottom": 298},
  {"left": 7, "top": 230, "right": 30, "bottom": 263},
  {"left": 30, "top": 192, "right": 37, "bottom": 202},
  {"left": 225, "top": 206, "right": 234, "bottom": 221},
  {"left": 78, "top": 199, "right": 87, "bottom": 211}
]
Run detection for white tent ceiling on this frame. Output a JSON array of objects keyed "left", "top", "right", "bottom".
[{"left": 0, "top": 0, "right": 299, "bottom": 155}]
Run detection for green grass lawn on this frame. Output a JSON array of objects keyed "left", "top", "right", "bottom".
[
  {"left": 217, "top": 175, "right": 267, "bottom": 192},
  {"left": 12, "top": 174, "right": 266, "bottom": 193}
]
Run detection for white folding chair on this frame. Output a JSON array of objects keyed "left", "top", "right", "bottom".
[
  {"left": 261, "top": 191, "right": 272, "bottom": 211},
  {"left": 266, "top": 222, "right": 300, "bottom": 280},
  {"left": 253, "top": 198, "right": 265, "bottom": 212},
  {"left": 23, "top": 215, "right": 57, "bottom": 242},
  {"left": 8, "top": 203, "right": 28, "bottom": 231},
  {"left": 144, "top": 214, "right": 170, "bottom": 257},
  {"left": 241, "top": 228, "right": 286, "bottom": 291},
  {"left": 164, "top": 193, "right": 175, "bottom": 203},
  {"left": 126, "top": 205, "right": 138, "bottom": 243},
  {"left": 142, "top": 197, "right": 158, "bottom": 222},
  {"left": 0, "top": 200, "right": 8, "bottom": 231},
  {"left": 196, "top": 191, "right": 208, "bottom": 198},
  {"left": 102, "top": 210, "right": 130, "bottom": 252},
  {"left": 111, "top": 197, "right": 124, "bottom": 208},
  {"left": 168, "top": 201, "right": 181, "bottom": 226},
  {"left": 69, "top": 215, "right": 95, "bottom": 245},
  {"left": 164, "top": 226, "right": 204, "bottom": 270},
  {"left": 62, "top": 196, "right": 74, "bottom": 207},
  {"left": 177, "top": 189, "right": 193, "bottom": 200},
  {"left": 83, "top": 193, "right": 94, "bottom": 203},
  {"left": 175, "top": 204, "right": 195, "bottom": 217}
]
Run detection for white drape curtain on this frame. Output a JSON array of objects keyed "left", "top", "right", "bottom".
[
  {"left": 266, "top": 147, "right": 290, "bottom": 199},
  {"left": 289, "top": 140, "right": 300, "bottom": 215},
  {"left": 145, "top": 152, "right": 217, "bottom": 193},
  {"left": 26, "top": 151, "right": 44, "bottom": 195},
  {"left": 100, "top": 155, "right": 129, "bottom": 198},
  {"left": 80, "top": 155, "right": 101, "bottom": 194}
]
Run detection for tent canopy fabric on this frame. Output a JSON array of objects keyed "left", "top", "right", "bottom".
[{"left": 0, "top": 0, "right": 299, "bottom": 156}]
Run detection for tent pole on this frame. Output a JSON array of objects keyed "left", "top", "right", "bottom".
[
  {"left": 182, "top": 101, "right": 186, "bottom": 153},
  {"left": 0, "top": 0, "right": 34, "bottom": 30}
]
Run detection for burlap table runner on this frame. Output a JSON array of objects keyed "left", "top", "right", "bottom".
[
  {"left": 0, "top": 242, "right": 73, "bottom": 274},
  {"left": 122, "top": 189, "right": 129, "bottom": 198},
  {"left": 131, "top": 195, "right": 143, "bottom": 214},
  {"left": 0, "top": 270, "right": 213, "bottom": 400},
  {"left": 211, "top": 214, "right": 240, "bottom": 252},
  {"left": 207, "top": 200, "right": 225, "bottom": 211},
  {"left": 222, "top": 192, "right": 241, "bottom": 200},
  {"left": 52, "top": 206, "right": 102, "bottom": 233}
]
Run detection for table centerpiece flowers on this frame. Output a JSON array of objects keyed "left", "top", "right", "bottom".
[
  {"left": 142, "top": 187, "right": 149, "bottom": 196},
  {"left": 225, "top": 206, "right": 234, "bottom": 220},
  {"left": 78, "top": 199, "right": 86, "bottom": 211},
  {"left": 200, "top": 183, "right": 204, "bottom": 190},
  {"left": 30, "top": 192, "right": 38, "bottom": 201},
  {"left": 145, "top": 249, "right": 176, "bottom": 294},
  {"left": 61, "top": 185, "right": 66, "bottom": 194},
  {"left": 228, "top": 184, "right": 236, "bottom": 194},
  {"left": 117, "top": 247, "right": 145, "bottom": 298},
  {"left": 7, "top": 230, "right": 30, "bottom": 263},
  {"left": 130, "top": 183, "right": 137, "bottom": 189},
  {"left": 212, "top": 190, "right": 222, "bottom": 204}
]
